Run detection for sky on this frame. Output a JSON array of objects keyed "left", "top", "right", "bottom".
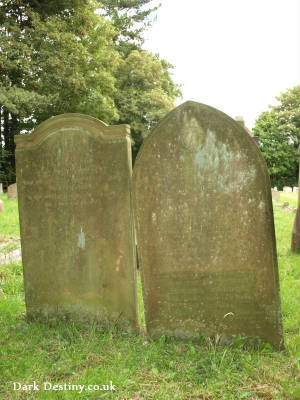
[{"left": 143, "top": 0, "right": 300, "bottom": 129}]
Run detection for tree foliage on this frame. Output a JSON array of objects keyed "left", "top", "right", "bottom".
[
  {"left": 253, "top": 86, "right": 300, "bottom": 189},
  {"left": 99, "top": 0, "right": 160, "bottom": 57},
  {"left": 0, "top": 0, "right": 180, "bottom": 185},
  {"left": 0, "top": 0, "right": 120, "bottom": 185},
  {"left": 114, "top": 50, "right": 181, "bottom": 159}
]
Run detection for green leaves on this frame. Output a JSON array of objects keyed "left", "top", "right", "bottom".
[
  {"left": 99, "top": 0, "right": 160, "bottom": 57},
  {"left": 0, "top": 87, "right": 49, "bottom": 116},
  {"left": 114, "top": 50, "right": 182, "bottom": 159},
  {"left": 253, "top": 86, "right": 300, "bottom": 188},
  {"left": 0, "top": 0, "right": 181, "bottom": 184}
]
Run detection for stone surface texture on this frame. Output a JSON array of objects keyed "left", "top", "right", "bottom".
[
  {"left": 15, "top": 114, "right": 138, "bottom": 330},
  {"left": 133, "top": 101, "right": 283, "bottom": 348},
  {"left": 291, "top": 153, "right": 300, "bottom": 253},
  {"left": 7, "top": 183, "right": 17, "bottom": 199}
]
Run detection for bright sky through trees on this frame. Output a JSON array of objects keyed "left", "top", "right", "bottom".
[{"left": 144, "top": 0, "right": 300, "bottom": 129}]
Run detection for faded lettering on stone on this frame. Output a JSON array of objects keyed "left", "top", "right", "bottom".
[
  {"left": 15, "top": 114, "right": 138, "bottom": 331},
  {"left": 133, "top": 101, "right": 284, "bottom": 348}
]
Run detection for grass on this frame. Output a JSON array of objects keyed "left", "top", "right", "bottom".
[
  {"left": 274, "top": 191, "right": 299, "bottom": 209},
  {"left": 0, "top": 194, "right": 20, "bottom": 238},
  {"left": 0, "top": 194, "right": 299, "bottom": 399}
]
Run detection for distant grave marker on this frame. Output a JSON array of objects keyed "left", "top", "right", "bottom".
[
  {"left": 133, "top": 101, "right": 284, "bottom": 348},
  {"left": 15, "top": 114, "right": 138, "bottom": 330},
  {"left": 7, "top": 183, "right": 17, "bottom": 200},
  {"left": 271, "top": 189, "right": 280, "bottom": 201},
  {"left": 283, "top": 186, "right": 292, "bottom": 193}
]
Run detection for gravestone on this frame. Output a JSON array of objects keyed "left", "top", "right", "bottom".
[
  {"left": 0, "top": 199, "right": 3, "bottom": 212},
  {"left": 0, "top": 183, "right": 3, "bottom": 194},
  {"left": 283, "top": 186, "right": 292, "bottom": 193},
  {"left": 7, "top": 183, "right": 17, "bottom": 199},
  {"left": 15, "top": 114, "right": 138, "bottom": 330},
  {"left": 133, "top": 101, "right": 283, "bottom": 348},
  {"left": 291, "top": 151, "right": 300, "bottom": 253},
  {"left": 271, "top": 189, "right": 280, "bottom": 201},
  {"left": 291, "top": 209, "right": 300, "bottom": 252}
]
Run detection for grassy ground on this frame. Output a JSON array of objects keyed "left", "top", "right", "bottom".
[
  {"left": 0, "top": 193, "right": 299, "bottom": 399},
  {"left": 275, "top": 191, "right": 298, "bottom": 209},
  {"left": 0, "top": 194, "right": 20, "bottom": 238}
]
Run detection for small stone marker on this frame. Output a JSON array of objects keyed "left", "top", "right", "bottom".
[
  {"left": 0, "top": 199, "right": 4, "bottom": 212},
  {"left": 133, "top": 101, "right": 283, "bottom": 348},
  {"left": 0, "top": 183, "right": 3, "bottom": 194},
  {"left": 293, "top": 187, "right": 298, "bottom": 192},
  {"left": 7, "top": 183, "right": 17, "bottom": 200},
  {"left": 15, "top": 114, "right": 138, "bottom": 330},
  {"left": 271, "top": 189, "right": 280, "bottom": 201},
  {"left": 283, "top": 186, "right": 292, "bottom": 193}
]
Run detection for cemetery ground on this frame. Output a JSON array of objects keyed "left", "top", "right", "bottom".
[{"left": 0, "top": 194, "right": 299, "bottom": 400}]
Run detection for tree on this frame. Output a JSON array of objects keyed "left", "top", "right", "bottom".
[
  {"left": 99, "top": 1, "right": 182, "bottom": 159},
  {"left": 113, "top": 50, "right": 181, "bottom": 160},
  {"left": 99, "top": 0, "right": 160, "bottom": 57},
  {"left": 273, "top": 86, "right": 300, "bottom": 144},
  {"left": 0, "top": 0, "right": 181, "bottom": 185},
  {"left": 253, "top": 86, "right": 300, "bottom": 189},
  {"left": 0, "top": 0, "right": 119, "bottom": 186}
]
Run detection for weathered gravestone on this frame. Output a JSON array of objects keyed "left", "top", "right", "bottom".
[
  {"left": 291, "top": 150, "right": 300, "bottom": 253},
  {"left": 15, "top": 114, "right": 138, "bottom": 330},
  {"left": 283, "top": 186, "right": 292, "bottom": 193},
  {"left": 0, "top": 199, "right": 4, "bottom": 212},
  {"left": 0, "top": 183, "right": 3, "bottom": 194},
  {"left": 133, "top": 101, "right": 283, "bottom": 348},
  {"left": 271, "top": 189, "right": 280, "bottom": 201},
  {"left": 291, "top": 209, "right": 300, "bottom": 252},
  {"left": 7, "top": 183, "right": 17, "bottom": 199}
]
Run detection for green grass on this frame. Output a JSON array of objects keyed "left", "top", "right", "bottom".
[
  {"left": 0, "top": 194, "right": 20, "bottom": 238},
  {"left": 0, "top": 199, "right": 299, "bottom": 399},
  {"left": 274, "top": 191, "right": 298, "bottom": 209}
]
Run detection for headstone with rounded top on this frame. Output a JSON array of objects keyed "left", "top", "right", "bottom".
[
  {"left": 15, "top": 114, "right": 138, "bottom": 330},
  {"left": 133, "top": 101, "right": 284, "bottom": 348}
]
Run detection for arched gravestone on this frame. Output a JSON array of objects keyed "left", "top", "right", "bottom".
[
  {"left": 133, "top": 101, "right": 284, "bottom": 347},
  {"left": 15, "top": 114, "right": 138, "bottom": 331}
]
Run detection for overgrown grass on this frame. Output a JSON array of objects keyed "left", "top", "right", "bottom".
[
  {"left": 0, "top": 194, "right": 20, "bottom": 238},
  {"left": 0, "top": 198, "right": 299, "bottom": 399}
]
